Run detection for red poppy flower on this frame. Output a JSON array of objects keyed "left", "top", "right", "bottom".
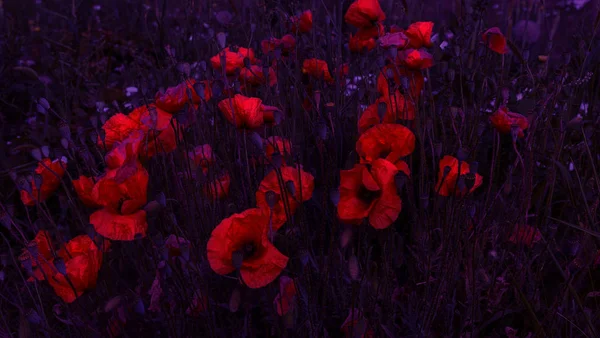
[
  {"left": 337, "top": 63, "right": 350, "bottom": 80},
  {"left": 344, "top": 0, "right": 386, "bottom": 29},
  {"left": 154, "top": 79, "right": 201, "bottom": 113},
  {"left": 264, "top": 136, "right": 292, "bottom": 164},
  {"left": 98, "top": 113, "right": 141, "bottom": 150},
  {"left": 338, "top": 158, "right": 402, "bottom": 229},
  {"left": 435, "top": 155, "right": 483, "bottom": 197},
  {"left": 358, "top": 91, "right": 415, "bottom": 133},
  {"left": 377, "top": 65, "right": 424, "bottom": 99},
  {"left": 508, "top": 224, "right": 541, "bottom": 247},
  {"left": 489, "top": 107, "right": 529, "bottom": 138},
  {"left": 256, "top": 165, "right": 315, "bottom": 229},
  {"left": 218, "top": 94, "right": 264, "bottom": 129},
  {"left": 20, "top": 157, "right": 67, "bottom": 206},
  {"left": 131, "top": 105, "right": 181, "bottom": 157},
  {"left": 340, "top": 309, "right": 375, "bottom": 338},
  {"left": 404, "top": 21, "right": 434, "bottom": 49},
  {"left": 302, "top": 58, "right": 334, "bottom": 84},
  {"left": 188, "top": 144, "right": 214, "bottom": 173},
  {"left": 91, "top": 162, "right": 149, "bottom": 215},
  {"left": 203, "top": 172, "right": 231, "bottom": 200},
  {"left": 349, "top": 23, "right": 385, "bottom": 53},
  {"left": 90, "top": 208, "right": 148, "bottom": 241},
  {"left": 73, "top": 175, "right": 101, "bottom": 208},
  {"left": 261, "top": 35, "right": 296, "bottom": 55},
  {"left": 356, "top": 124, "right": 416, "bottom": 165},
  {"left": 398, "top": 49, "right": 434, "bottom": 70},
  {"left": 104, "top": 129, "right": 144, "bottom": 169},
  {"left": 239, "top": 65, "right": 276, "bottom": 87},
  {"left": 19, "top": 230, "right": 54, "bottom": 282},
  {"left": 207, "top": 208, "right": 289, "bottom": 288},
  {"left": 274, "top": 276, "right": 297, "bottom": 316},
  {"left": 210, "top": 47, "right": 256, "bottom": 75},
  {"left": 378, "top": 32, "right": 409, "bottom": 49},
  {"left": 164, "top": 234, "right": 191, "bottom": 259},
  {"left": 482, "top": 27, "right": 508, "bottom": 54},
  {"left": 290, "top": 10, "right": 313, "bottom": 34}
]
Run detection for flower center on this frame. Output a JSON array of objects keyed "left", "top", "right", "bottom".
[{"left": 357, "top": 184, "right": 381, "bottom": 204}]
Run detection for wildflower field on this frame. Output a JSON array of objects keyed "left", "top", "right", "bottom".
[{"left": 1, "top": 0, "right": 600, "bottom": 336}]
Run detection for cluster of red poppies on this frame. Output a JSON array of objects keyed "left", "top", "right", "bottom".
[{"left": 16, "top": 0, "right": 532, "bottom": 309}]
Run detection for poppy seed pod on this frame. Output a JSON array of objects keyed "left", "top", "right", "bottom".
[
  {"left": 18, "top": 177, "right": 32, "bottom": 194},
  {"left": 285, "top": 180, "right": 296, "bottom": 196},
  {"left": 26, "top": 309, "right": 42, "bottom": 325},
  {"left": 249, "top": 132, "right": 264, "bottom": 152},
  {"left": 265, "top": 190, "right": 278, "bottom": 209}
]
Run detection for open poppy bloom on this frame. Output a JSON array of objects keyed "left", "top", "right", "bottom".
[
  {"left": 508, "top": 224, "right": 541, "bottom": 247},
  {"left": 398, "top": 49, "right": 434, "bottom": 70},
  {"left": 73, "top": 175, "right": 101, "bottom": 208},
  {"left": 203, "top": 172, "right": 231, "bottom": 200},
  {"left": 98, "top": 113, "right": 142, "bottom": 150},
  {"left": 482, "top": 27, "right": 508, "bottom": 54},
  {"left": 90, "top": 209, "right": 147, "bottom": 241},
  {"left": 20, "top": 157, "right": 67, "bottom": 206},
  {"left": 21, "top": 232, "right": 104, "bottom": 303},
  {"left": 378, "top": 32, "right": 409, "bottom": 49},
  {"left": 210, "top": 47, "right": 256, "bottom": 75},
  {"left": 188, "top": 144, "right": 214, "bottom": 173},
  {"left": 489, "top": 107, "right": 529, "bottom": 138},
  {"left": 302, "top": 59, "right": 334, "bottom": 84},
  {"left": 377, "top": 64, "right": 424, "bottom": 99},
  {"left": 207, "top": 208, "right": 289, "bottom": 288},
  {"left": 218, "top": 94, "right": 264, "bottom": 129},
  {"left": 256, "top": 165, "right": 315, "bottom": 230},
  {"left": 154, "top": 79, "right": 201, "bottom": 113},
  {"left": 404, "top": 21, "right": 434, "bottom": 49},
  {"left": 358, "top": 91, "right": 415, "bottom": 133},
  {"left": 349, "top": 23, "right": 385, "bottom": 53},
  {"left": 263, "top": 136, "right": 292, "bottom": 164},
  {"left": 344, "top": 0, "right": 386, "bottom": 29},
  {"left": 274, "top": 276, "right": 297, "bottom": 316},
  {"left": 290, "top": 10, "right": 312, "bottom": 34},
  {"left": 435, "top": 155, "right": 483, "bottom": 197},
  {"left": 356, "top": 123, "right": 416, "bottom": 165},
  {"left": 104, "top": 129, "right": 144, "bottom": 169},
  {"left": 338, "top": 158, "right": 404, "bottom": 229},
  {"left": 131, "top": 105, "right": 181, "bottom": 157},
  {"left": 261, "top": 35, "right": 296, "bottom": 55}
]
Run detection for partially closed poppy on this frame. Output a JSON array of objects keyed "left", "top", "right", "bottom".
[
  {"left": 356, "top": 123, "right": 416, "bottom": 165},
  {"left": 290, "top": 10, "right": 312, "bottom": 34},
  {"left": 508, "top": 224, "right": 541, "bottom": 247},
  {"left": 72, "top": 175, "right": 100, "bottom": 208},
  {"left": 435, "top": 155, "right": 483, "bottom": 197},
  {"left": 91, "top": 162, "right": 149, "bottom": 215},
  {"left": 482, "top": 27, "right": 508, "bottom": 54},
  {"left": 344, "top": 0, "right": 386, "bottom": 29},
  {"left": 20, "top": 157, "right": 67, "bottom": 206},
  {"left": 337, "top": 158, "right": 403, "bottom": 229},
  {"left": 261, "top": 35, "right": 296, "bottom": 55},
  {"left": 274, "top": 276, "right": 297, "bottom": 316},
  {"left": 489, "top": 107, "right": 529, "bottom": 138},
  {"left": 98, "top": 113, "right": 141, "bottom": 150},
  {"left": 203, "top": 172, "right": 231, "bottom": 200},
  {"left": 398, "top": 49, "right": 434, "bottom": 70},
  {"left": 358, "top": 91, "right": 415, "bottom": 133},
  {"left": 210, "top": 47, "right": 256, "bottom": 75},
  {"left": 404, "top": 21, "right": 434, "bottom": 49},
  {"left": 155, "top": 79, "right": 201, "bottom": 113},
  {"left": 302, "top": 59, "right": 334, "bottom": 84},
  {"left": 349, "top": 23, "right": 384, "bottom": 53},
  {"left": 90, "top": 208, "right": 148, "bottom": 241},
  {"left": 218, "top": 94, "right": 264, "bottom": 129},
  {"left": 207, "top": 208, "right": 289, "bottom": 288},
  {"left": 256, "top": 165, "right": 315, "bottom": 229}
]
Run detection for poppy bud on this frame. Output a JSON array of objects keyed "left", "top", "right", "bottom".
[
  {"left": 314, "top": 90, "right": 321, "bottom": 110},
  {"left": 0, "top": 211, "right": 11, "bottom": 230},
  {"left": 457, "top": 175, "right": 466, "bottom": 192},
  {"left": 265, "top": 190, "right": 278, "bottom": 209},
  {"left": 17, "top": 177, "right": 32, "bottom": 194},
  {"left": 60, "top": 138, "right": 69, "bottom": 149},
  {"left": 446, "top": 69, "right": 455, "bottom": 83},
  {"left": 377, "top": 102, "right": 387, "bottom": 122},
  {"left": 330, "top": 188, "right": 340, "bottom": 206},
  {"left": 54, "top": 257, "right": 67, "bottom": 275},
  {"left": 216, "top": 32, "right": 227, "bottom": 49},
  {"left": 134, "top": 298, "right": 145, "bottom": 315},
  {"left": 99, "top": 112, "right": 108, "bottom": 125},
  {"left": 26, "top": 309, "right": 42, "bottom": 325},
  {"left": 33, "top": 173, "right": 43, "bottom": 190},
  {"left": 285, "top": 180, "right": 296, "bottom": 196},
  {"left": 457, "top": 148, "right": 469, "bottom": 161},
  {"left": 30, "top": 148, "right": 42, "bottom": 161},
  {"left": 229, "top": 288, "right": 241, "bottom": 313}
]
